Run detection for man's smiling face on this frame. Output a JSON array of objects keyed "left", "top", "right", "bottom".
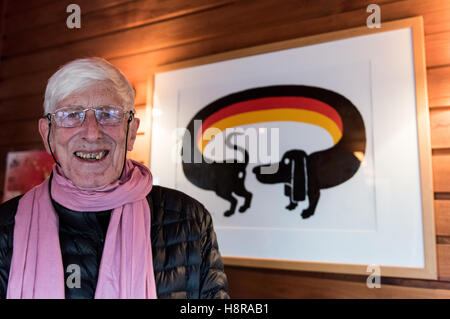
[{"left": 39, "top": 83, "right": 139, "bottom": 190}]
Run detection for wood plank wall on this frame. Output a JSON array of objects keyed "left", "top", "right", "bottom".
[{"left": 0, "top": 0, "right": 449, "bottom": 298}]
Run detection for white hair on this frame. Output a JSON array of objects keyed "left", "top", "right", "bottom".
[{"left": 43, "top": 57, "right": 135, "bottom": 114}]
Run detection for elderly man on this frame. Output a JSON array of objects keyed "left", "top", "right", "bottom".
[{"left": 0, "top": 57, "right": 229, "bottom": 299}]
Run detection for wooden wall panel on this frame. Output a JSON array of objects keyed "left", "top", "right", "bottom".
[
  {"left": 5, "top": 0, "right": 56, "bottom": 16},
  {"left": 436, "top": 200, "right": 450, "bottom": 237},
  {"left": 426, "top": 31, "right": 450, "bottom": 68},
  {"left": 423, "top": 6, "right": 450, "bottom": 34},
  {"left": 0, "top": 70, "right": 51, "bottom": 100},
  {"left": 0, "top": 119, "right": 42, "bottom": 147},
  {"left": 133, "top": 81, "right": 148, "bottom": 106},
  {"left": 438, "top": 244, "right": 450, "bottom": 281},
  {"left": 4, "top": 0, "right": 234, "bottom": 57},
  {"left": 225, "top": 266, "right": 450, "bottom": 298},
  {"left": 0, "top": 70, "right": 146, "bottom": 102},
  {"left": 0, "top": 95, "right": 43, "bottom": 123},
  {"left": 5, "top": 0, "right": 135, "bottom": 34},
  {"left": 428, "top": 66, "right": 450, "bottom": 108},
  {"left": 0, "top": 0, "right": 5, "bottom": 61},
  {"left": 0, "top": 0, "right": 429, "bottom": 78},
  {"left": 430, "top": 108, "right": 450, "bottom": 149},
  {"left": 1, "top": 0, "right": 450, "bottom": 298},
  {"left": 433, "top": 153, "right": 450, "bottom": 193},
  {"left": 1, "top": 1, "right": 450, "bottom": 104}
]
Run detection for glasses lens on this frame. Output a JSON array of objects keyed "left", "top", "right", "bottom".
[
  {"left": 55, "top": 107, "right": 85, "bottom": 127},
  {"left": 95, "top": 106, "right": 124, "bottom": 125}
]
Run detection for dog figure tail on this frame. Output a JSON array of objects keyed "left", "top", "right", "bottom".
[{"left": 225, "top": 132, "right": 249, "bottom": 163}]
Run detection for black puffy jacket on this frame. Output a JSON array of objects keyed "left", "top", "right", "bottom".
[{"left": 0, "top": 185, "right": 229, "bottom": 299}]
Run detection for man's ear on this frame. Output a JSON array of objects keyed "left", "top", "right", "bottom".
[
  {"left": 38, "top": 117, "right": 51, "bottom": 154},
  {"left": 127, "top": 117, "right": 140, "bottom": 151}
]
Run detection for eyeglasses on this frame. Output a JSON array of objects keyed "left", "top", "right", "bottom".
[{"left": 45, "top": 105, "right": 134, "bottom": 128}]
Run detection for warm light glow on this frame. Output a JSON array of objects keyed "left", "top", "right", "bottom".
[
  {"left": 353, "top": 151, "right": 364, "bottom": 162},
  {"left": 128, "top": 104, "right": 151, "bottom": 167},
  {"left": 152, "top": 108, "right": 162, "bottom": 118}
]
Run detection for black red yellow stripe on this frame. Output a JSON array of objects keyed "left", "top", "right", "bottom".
[{"left": 195, "top": 96, "right": 343, "bottom": 153}]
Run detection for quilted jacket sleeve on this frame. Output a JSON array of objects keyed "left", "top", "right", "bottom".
[
  {"left": 199, "top": 205, "right": 230, "bottom": 299},
  {"left": 0, "top": 195, "right": 22, "bottom": 299}
]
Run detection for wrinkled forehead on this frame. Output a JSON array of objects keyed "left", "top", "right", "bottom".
[{"left": 55, "top": 83, "right": 127, "bottom": 111}]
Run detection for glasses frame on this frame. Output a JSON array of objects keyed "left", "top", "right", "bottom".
[{"left": 44, "top": 105, "right": 135, "bottom": 128}]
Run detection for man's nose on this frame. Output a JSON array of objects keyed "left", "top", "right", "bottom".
[{"left": 80, "top": 110, "right": 102, "bottom": 140}]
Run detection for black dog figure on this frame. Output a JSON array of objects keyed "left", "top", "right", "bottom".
[
  {"left": 253, "top": 150, "right": 320, "bottom": 218},
  {"left": 182, "top": 132, "right": 252, "bottom": 217},
  {"left": 253, "top": 150, "right": 319, "bottom": 218},
  {"left": 253, "top": 86, "right": 366, "bottom": 219}
]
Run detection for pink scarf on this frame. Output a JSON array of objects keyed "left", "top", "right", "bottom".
[{"left": 7, "top": 159, "right": 157, "bottom": 299}]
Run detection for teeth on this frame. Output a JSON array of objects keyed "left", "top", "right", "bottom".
[{"left": 75, "top": 151, "right": 107, "bottom": 160}]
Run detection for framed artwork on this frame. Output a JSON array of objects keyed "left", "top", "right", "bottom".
[
  {"left": 3, "top": 150, "right": 54, "bottom": 203},
  {"left": 149, "top": 17, "right": 437, "bottom": 279}
]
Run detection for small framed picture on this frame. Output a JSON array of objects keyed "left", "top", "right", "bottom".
[{"left": 3, "top": 150, "right": 54, "bottom": 202}]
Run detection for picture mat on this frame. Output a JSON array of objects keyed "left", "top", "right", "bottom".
[{"left": 152, "top": 28, "right": 424, "bottom": 268}]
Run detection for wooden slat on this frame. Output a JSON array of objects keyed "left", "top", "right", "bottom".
[
  {"left": 225, "top": 266, "right": 450, "bottom": 298},
  {"left": 430, "top": 108, "right": 450, "bottom": 149},
  {"left": 426, "top": 31, "right": 450, "bottom": 68},
  {"left": 423, "top": 6, "right": 450, "bottom": 35},
  {"left": 0, "top": 0, "right": 6, "bottom": 61},
  {"left": 436, "top": 200, "right": 450, "bottom": 237},
  {"left": 5, "top": 0, "right": 56, "bottom": 16},
  {"left": 433, "top": 153, "right": 450, "bottom": 193},
  {"left": 0, "top": 95, "right": 44, "bottom": 123},
  {"left": 438, "top": 244, "right": 450, "bottom": 281},
  {"left": 133, "top": 80, "right": 148, "bottom": 106},
  {"left": 0, "top": 70, "right": 52, "bottom": 101},
  {"left": 1, "top": 0, "right": 428, "bottom": 79},
  {"left": 4, "top": 0, "right": 135, "bottom": 34},
  {"left": 0, "top": 119, "right": 42, "bottom": 147},
  {"left": 428, "top": 66, "right": 450, "bottom": 108},
  {"left": 3, "top": 0, "right": 235, "bottom": 56},
  {"left": 128, "top": 104, "right": 151, "bottom": 167}
]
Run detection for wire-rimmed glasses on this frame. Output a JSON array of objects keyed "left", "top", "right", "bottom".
[{"left": 45, "top": 105, "right": 134, "bottom": 128}]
